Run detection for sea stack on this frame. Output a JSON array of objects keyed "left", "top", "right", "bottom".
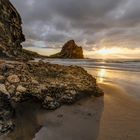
[{"left": 50, "top": 40, "right": 84, "bottom": 59}]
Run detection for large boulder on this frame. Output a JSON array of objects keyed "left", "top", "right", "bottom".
[
  {"left": 0, "top": 60, "right": 103, "bottom": 109},
  {"left": 50, "top": 40, "right": 84, "bottom": 59}
]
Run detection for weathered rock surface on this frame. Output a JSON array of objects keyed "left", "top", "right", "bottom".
[
  {"left": 0, "top": 92, "right": 15, "bottom": 135},
  {"left": 0, "top": 60, "right": 103, "bottom": 134},
  {"left": 0, "top": 0, "right": 42, "bottom": 59},
  {"left": 50, "top": 40, "right": 84, "bottom": 59},
  {"left": 0, "top": 0, "right": 25, "bottom": 58}
]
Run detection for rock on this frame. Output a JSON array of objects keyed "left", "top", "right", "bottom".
[
  {"left": 16, "top": 85, "right": 26, "bottom": 93},
  {"left": 50, "top": 40, "right": 84, "bottom": 59},
  {"left": 43, "top": 96, "right": 60, "bottom": 110},
  {"left": 0, "top": 92, "right": 15, "bottom": 135},
  {"left": 38, "top": 59, "right": 45, "bottom": 65},
  {"left": 0, "top": 76, "right": 5, "bottom": 83},
  {"left": 45, "top": 96, "right": 54, "bottom": 102},
  {"left": 0, "top": 64, "right": 14, "bottom": 73},
  {"left": 7, "top": 85, "right": 16, "bottom": 95},
  {"left": 31, "top": 78, "right": 39, "bottom": 85},
  {"left": 60, "top": 94, "right": 76, "bottom": 104},
  {"left": 0, "top": 84, "right": 10, "bottom": 97},
  {"left": 7, "top": 75, "right": 20, "bottom": 83}
]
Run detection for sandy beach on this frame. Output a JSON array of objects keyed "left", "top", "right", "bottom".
[
  {"left": 98, "top": 83, "right": 140, "bottom": 140},
  {"left": 1, "top": 82, "right": 140, "bottom": 140}
]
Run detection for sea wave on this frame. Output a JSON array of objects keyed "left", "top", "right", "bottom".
[{"left": 39, "top": 58, "right": 140, "bottom": 72}]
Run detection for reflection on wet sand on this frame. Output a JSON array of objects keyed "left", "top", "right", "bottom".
[
  {"left": 97, "top": 67, "right": 106, "bottom": 83},
  {"left": 86, "top": 66, "right": 140, "bottom": 98}
]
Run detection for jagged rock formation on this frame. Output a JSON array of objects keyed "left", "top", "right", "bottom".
[
  {"left": 0, "top": 0, "right": 25, "bottom": 58},
  {"left": 50, "top": 40, "right": 84, "bottom": 59},
  {"left": 0, "top": 60, "right": 103, "bottom": 134}
]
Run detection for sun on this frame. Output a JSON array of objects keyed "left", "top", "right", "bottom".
[{"left": 96, "top": 48, "right": 115, "bottom": 55}]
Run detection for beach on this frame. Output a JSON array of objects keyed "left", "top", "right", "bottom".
[
  {"left": 1, "top": 59, "right": 140, "bottom": 140},
  {"left": 98, "top": 83, "right": 140, "bottom": 140}
]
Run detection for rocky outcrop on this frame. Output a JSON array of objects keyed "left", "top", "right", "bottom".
[
  {"left": 0, "top": 0, "right": 25, "bottom": 58},
  {"left": 50, "top": 40, "right": 84, "bottom": 59},
  {"left": 0, "top": 60, "right": 103, "bottom": 134},
  {"left": 0, "top": 92, "right": 15, "bottom": 135}
]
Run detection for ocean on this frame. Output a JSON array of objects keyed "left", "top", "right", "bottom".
[{"left": 40, "top": 58, "right": 140, "bottom": 98}]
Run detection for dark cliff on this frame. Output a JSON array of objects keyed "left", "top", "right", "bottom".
[
  {"left": 0, "top": 0, "right": 25, "bottom": 58},
  {"left": 50, "top": 40, "right": 84, "bottom": 59}
]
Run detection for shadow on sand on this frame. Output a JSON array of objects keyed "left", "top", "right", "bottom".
[{"left": 0, "top": 97, "right": 104, "bottom": 140}]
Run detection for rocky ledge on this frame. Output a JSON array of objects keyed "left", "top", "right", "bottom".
[{"left": 0, "top": 60, "right": 103, "bottom": 135}]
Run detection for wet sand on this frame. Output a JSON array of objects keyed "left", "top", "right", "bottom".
[
  {"left": 1, "top": 83, "right": 140, "bottom": 140},
  {"left": 98, "top": 83, "right": 140, "bottom": 140}
]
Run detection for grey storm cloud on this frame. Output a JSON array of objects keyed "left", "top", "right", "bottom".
[{"left": 10, "top": 0, "right": 140, "bottom": 50}]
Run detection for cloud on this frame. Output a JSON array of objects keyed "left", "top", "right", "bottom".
[{"left": 10, "top": 0, "right": 140, "bottom": 57}]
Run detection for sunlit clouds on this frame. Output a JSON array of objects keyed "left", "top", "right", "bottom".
[
  {"left": 84, "top": 47, "right": 140, "bottom": 59},
  {"left": 10, "top": 0, "right": 140, "bottom": 59}
]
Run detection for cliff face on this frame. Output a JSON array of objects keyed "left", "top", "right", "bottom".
[
  {"left": 0, "top": 0, "right": 25, "bottom": 58},
  {"left": 50, "top": 40, "right": 84, "bottom": 59}
]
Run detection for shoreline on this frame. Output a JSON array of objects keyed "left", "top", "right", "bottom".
[{"left": 1, "top": 82, "right": 140, "bottom": 140}]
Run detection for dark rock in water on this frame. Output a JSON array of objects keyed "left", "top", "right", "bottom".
[
  {"left": 0, "top": 92, "right": 15, "bottom": 135},
  {"left": 50, "top": 40, "right": 84, "bottom": 59}
]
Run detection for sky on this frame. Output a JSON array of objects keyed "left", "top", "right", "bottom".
[{"left": 10, "top": 0, "right": 140, "bottom": 59}]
